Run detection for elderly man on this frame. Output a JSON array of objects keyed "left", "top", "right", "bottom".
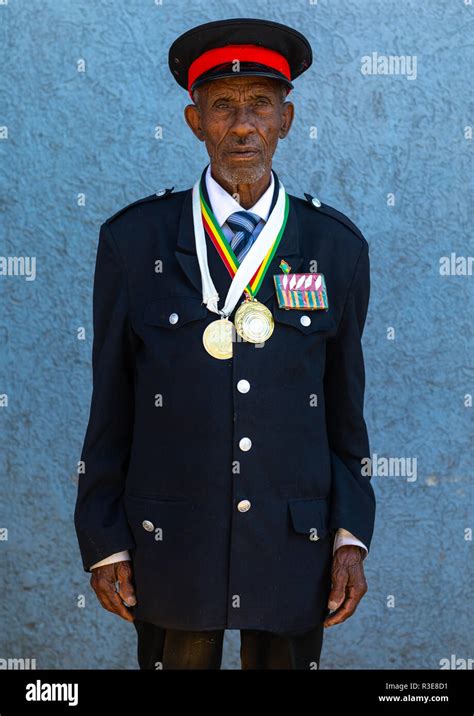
[{"left": 74, "top": 18, "right": 376, "bottom": 670}]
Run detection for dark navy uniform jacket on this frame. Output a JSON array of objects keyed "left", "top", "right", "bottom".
[{"left": 74, "top": 166, "right": 376, "bottom": 634}]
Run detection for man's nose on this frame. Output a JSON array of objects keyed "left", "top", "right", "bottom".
[{"left": 229, "top": 105, "right": 258, "bottom": 138}]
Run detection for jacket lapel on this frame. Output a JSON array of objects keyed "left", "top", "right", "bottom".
[
  {"left": 174, "top": 189, "right": 204, "bottom": 296},
  {"left": 254, "top": 194, "right": 304, "bottom": 306}
]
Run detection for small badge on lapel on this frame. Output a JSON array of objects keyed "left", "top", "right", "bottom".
[
  {"left": 273, "top": 269, "right": 329, "bottom": 311},
  {"left": 279, "top": 259, "right": 292, "bottom": 274}
]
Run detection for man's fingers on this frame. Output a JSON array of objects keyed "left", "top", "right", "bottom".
[
  {"left": 324, "top": 545, "right": 368, "bottom": 626},
  {"left": 324, "top": 593, "right": 360, "bottom": 627},
  {"left": 106, "top": 586, "right": 136, "bottom": 622},
  {"left": 324, "top": 583, "right": 367, "bottom": 627},
  {"left": 327, "top": 569, "right": 348, "bottom": 612},
  {"left": 97, "top": 581, "right": 135, "bottom": 622},
  {"left": 95, "top": 587, "right": 123, "bottom": 617},
  {"left": 90, "top": 567, "right": 135, "bottom": 622},
  {"left": 115, "top": 561, "right": 137, "bottom": 607}
]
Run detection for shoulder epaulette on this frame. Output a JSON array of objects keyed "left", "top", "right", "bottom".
[
  {"left": 105, "top": 186, "right": 175, "bottom": 224},
  {"left": 303, "top": 192, "right": 365, "bottom": 242}
]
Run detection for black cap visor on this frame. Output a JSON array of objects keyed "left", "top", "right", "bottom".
[{"left": 190, "top": 62, "right": 294, "bottom": 94}]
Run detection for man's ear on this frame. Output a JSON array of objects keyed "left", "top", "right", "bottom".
[
  {"left": 184, "top": 104, "right": 205, "bottom": 142},
  {"left": 279, "top": 101, "right": 294, "bottom": 139}
]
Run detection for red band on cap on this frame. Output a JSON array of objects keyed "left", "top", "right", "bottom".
[{"left": 188, "top": 44, "right": 291, "bottom": 94}]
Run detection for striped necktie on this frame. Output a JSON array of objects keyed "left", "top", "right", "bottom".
[{"left": 227, "top": 211, "right": 261, "bottom": 264}]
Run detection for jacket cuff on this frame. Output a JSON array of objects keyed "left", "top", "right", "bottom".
[
  {"left": 333, "top": 528, "right": 368, "bottom": 557},
  {"left": 90, "top": 550, "right": 131, "bottom": 571}
]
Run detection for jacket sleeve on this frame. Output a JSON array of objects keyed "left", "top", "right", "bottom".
[
  {"left": 324, "top": 239, "right": 376, "bottom": 550},
  {"left": 74, "top": 222, "right": 137, "bottom": 571}
]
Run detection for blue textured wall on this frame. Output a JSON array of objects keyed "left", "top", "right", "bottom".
[{"left": 1, "top": 0, "right": 472, "bottom": 670}]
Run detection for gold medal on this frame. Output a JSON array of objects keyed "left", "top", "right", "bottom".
[
  {"left": 234, "top": 299, "right": 274, "bottom": 344},
  {"left": 202, "top": 317, "right": 234, "bottom": 359}
]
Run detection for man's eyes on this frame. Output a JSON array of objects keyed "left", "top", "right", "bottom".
[{"left": 214, "top": 99, "right": 271, "bottom": 109}]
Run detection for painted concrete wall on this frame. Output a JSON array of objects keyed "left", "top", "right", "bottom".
[{"left": 1, "top": 0, "right": 472, "bottom": 670}]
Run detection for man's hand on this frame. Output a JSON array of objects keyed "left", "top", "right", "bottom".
[
  {"left": 323, "top": 545, "right": 367, "bottom": 627},
  {"left": 90, "top": 560, "right": 137, "bottom": 622}
]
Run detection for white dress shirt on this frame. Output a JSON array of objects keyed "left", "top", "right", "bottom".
[{"left": 90, "top": 167, "right": 367, "bottom": 569}]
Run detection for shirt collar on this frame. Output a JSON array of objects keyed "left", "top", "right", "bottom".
[{"left": 205, "top": 164, "right": 275, "bottom": 227}]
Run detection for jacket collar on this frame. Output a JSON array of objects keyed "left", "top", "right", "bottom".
[
  {"left": 204, "top": 164, "right": 275, "bottom": 225},
  {"left": 174, "top": 165, "right": 304, "bottom": 307}
]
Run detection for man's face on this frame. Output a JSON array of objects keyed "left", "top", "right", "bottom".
[{"left": 184, "top": 75, "right": 294, "bottom": 186}]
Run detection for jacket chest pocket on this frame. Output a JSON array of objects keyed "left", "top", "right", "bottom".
[
  {"left": 143, "top": 296, "right": 208, "bottom": 330},
  {"left": 271, "top": 296, "right": 337, "bottom": 338}
]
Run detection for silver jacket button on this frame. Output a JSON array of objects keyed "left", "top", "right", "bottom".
[
  {"left": 142, "top": 520, "right": 155, "bottom": 532},
  {"left": 239, "top": 437, "right": 252, "bottom": 451},
  {"left": 300, "top": 315, "right": 311, "bottom": 327},
  {"left": 237, "top": 379, "right": 250, "bottom": 393},
  {"left": 169, "top": 312, "right": 179, "bottom": 325},
  {"left": 237, "top": 499, "right": 251, "bottom": 512},
  {"left": 156, "top": 188, "right": 167, "bottom": 197},
  {"left": 311, "top": 196, "right": 321, "bottom": 208}
]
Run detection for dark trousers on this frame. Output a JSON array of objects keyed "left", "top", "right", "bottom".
[{"left": 133, "top": 619, "right": 324, "bottom": 670}]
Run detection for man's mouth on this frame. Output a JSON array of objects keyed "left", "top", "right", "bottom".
[{"left": 227, "top": 148, "right": 260, "bottom": 159}]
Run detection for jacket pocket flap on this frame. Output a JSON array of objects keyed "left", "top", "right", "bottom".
[
  {"left": 288, "top": 498, "right": 330, "bottom": 540},
  {"left": 272, "top": 297, "right": 336, "bottom": 335},
  {"left": 144, "top": 296, "right": 207, "bottom": 329}
]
